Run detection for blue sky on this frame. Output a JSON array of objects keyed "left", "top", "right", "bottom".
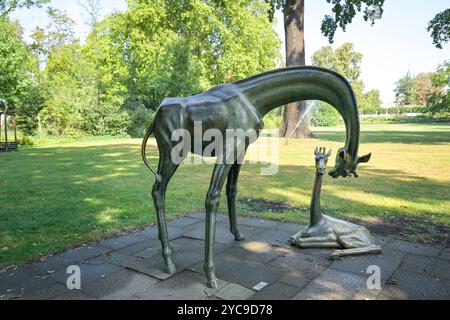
[{"left": 11, "top": 0, "right": 450, "bottom": 105}]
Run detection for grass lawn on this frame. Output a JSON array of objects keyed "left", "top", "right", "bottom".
[{"left": 1, "top": 122, "right": 449, "bottom": 267}]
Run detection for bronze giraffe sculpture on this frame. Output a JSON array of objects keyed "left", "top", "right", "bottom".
[
  {"left": 142, "top": 66, "right": 372, "bottom": 288},
  {"left": 290, "top": 147, "right": 381, "bottom": 258}
]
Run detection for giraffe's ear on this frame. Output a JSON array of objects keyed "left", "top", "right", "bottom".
[
  {"left": 327, "top": 149, "right": 332, "bottom": 157},
  {"left": 357, "top": 153, "right": 372, "bottom": 164}
]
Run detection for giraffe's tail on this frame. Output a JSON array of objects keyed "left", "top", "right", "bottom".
[{"left": 141, "top": 121, "right": 162, "bottom": 183}]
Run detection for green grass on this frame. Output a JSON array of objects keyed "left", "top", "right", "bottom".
[{"left": 1, "top": 122, "right": 449, "bottom": 267}]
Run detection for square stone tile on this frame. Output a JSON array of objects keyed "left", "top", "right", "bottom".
[
  {"left": 275, "top": 223, "right": 306, "bottom": 234},
  {"left": 384, "top": 239, "right": 443, "bottom": 257},
  {"left": 329, "top": 252, "right": 402, "bottom": 280},
  {"left": 223, "top": 241, "right": 287, "bottom": 264},
  {"left": 215, "top": 283, "right": 255, "bottom": 300},
  {"left": 140, "top": 225, "right": 186, "bottom": 241},
  {"left": 101, "top": 251, "right": 172, "bottom": 280},
  {"left": 81, "top": 269, "right": 160, "bottom": 300},
  {"left": 189, "top": 255, "right": 284, "bottom": 290},
  {"left": 373, "top": 234, "right": 392, "bottom": 248},
  {"left": 438, "top": 248, "right": 450, "bottom": 261},
  {"left": 49, "top": 258, "right": 121, "bottom": 286},
  {"left": 269, "top": 250, "right": 331, "bottom": 280},
  {"left": 185, "top": 211, "right": 204, "bottom": 219},
  {"left": 52, "top": 290, "right": 95, "bottom": 300},
  {"left": 19, "top": 283, "right": 73, "bottom": 300},
  {"left": 168, "top": 216, "right": 203, "bottom": 228},
  {"left": 30, "top": 245, "right": 110, "bottom": 273},
  {"left": 0, "top": 266, "right": 56, "bottom": 298},
  {"left": 395, "top": 255, "right": 450, "bottom": 281},
  {"left": 237, "top": 217, "right": 282, "bottom": 229},
  {"left": 101, "top": 233, "right": 148, "bottom": 250},
  {"left": 114, "top": 238, "right": 161, "bottom": 257},
  {"left": 134, "top": 270, "right": 227, "bottom": 300},
  {"left": 292, "top": 269, "right": 381, "bottom": 300},
  {"left": 379, "top": 270, "right": 450, "bottom": 300},
  {"left": 183, "top": 222, "right": 264, "bottom": 245},
  {"left": 250, "top": 282, "right": 301, "bottom": 300}
]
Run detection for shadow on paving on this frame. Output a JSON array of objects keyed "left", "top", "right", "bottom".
[{"left": 1, "top": 214, "right": 449, "bottom": 300}]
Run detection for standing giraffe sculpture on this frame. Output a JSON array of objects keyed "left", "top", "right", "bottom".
[
  {"left": 142, "top": 66, "right": 372, "bottom": 288},
  {"left": 290, "top": 147, "right": 381, "bottom": 259}
]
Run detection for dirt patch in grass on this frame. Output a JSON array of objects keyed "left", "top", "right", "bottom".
[
  {"left": 356, "top": 216, "right": 450, "bottom": 247},
  {"left": 239, "top": 198, "right": 297, "bottom": 213}
]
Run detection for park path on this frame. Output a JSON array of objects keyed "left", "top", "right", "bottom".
[{"left": 1, "top": 212, "right": 449, "bottom": 300}]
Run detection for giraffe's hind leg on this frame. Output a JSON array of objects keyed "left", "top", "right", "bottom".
[
  {"left": 226, "top": 162, "right": 245, "bottom": 241},
  {"left": 152, "top": 152, "right": 179, "bottom": 275}
]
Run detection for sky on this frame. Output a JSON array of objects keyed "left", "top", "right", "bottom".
[{"left": 11, "top": 0, "right": 450, "bottom": 106}]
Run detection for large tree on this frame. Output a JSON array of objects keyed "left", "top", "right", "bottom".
[
  {"left": 0, "top": 0, "right": 49, "bottom": 18},
  {"left": 394, "top": 71, "right": 416, "bottom": 106},
  {"left": 267, "top": 0, "right": 385, "bottom": 138},
  {"left": 427, "top": 8, "right": 450, "bottom": 49},
  {"left": 0, "top": 18, "right": 43, "bottom": 133}
]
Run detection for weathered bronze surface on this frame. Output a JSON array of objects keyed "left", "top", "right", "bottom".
[
  {"left": 290, "top": 147, "right": 381, "bottom": 258},
  {"left": 142, "top": 66, "right": 372, "bottom": 288}
]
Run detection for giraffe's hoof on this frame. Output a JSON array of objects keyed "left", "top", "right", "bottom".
[
  {"left": 207, "top": 278, "right": 218, "bottom": 289},
  {"left": 234, "top": 233, "right": 246, "bottom": 241},
  {"left": 165, "top": 262, "right": 176, "bottom": 275}
]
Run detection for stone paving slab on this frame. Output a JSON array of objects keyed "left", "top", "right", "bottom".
[
  {"left": 49, "top": 257, "right": 121, "bottom": 285},
  {"left": 2, "top": 214, "right": 449, "bottom": 300},
  {"left": 384, "top": 239, "right": 443, "bottom": 257},
  {"left": 214, "top": 283, "right": 255, "bottom": 300},
  {"left": 183, "top": 221, "right": 265, "bottom": 245},
  {"left": 378, "top": 269, "right": 450, "bottom": 300},
  {"left": 0, "top": 266, "right": 56, "bottom": 299},
  {"left": 292, "top": 269, "right": 382, "bottom": 300},
  {"left": 329, "top": 252, "right": 402, "bottom": 280},
  {"left": 134, "top": 270, "right": 227, "bottom": 300},
  {"left": 250, "top": 281, "right": 301, "bottom": 300},
  {"left": 29, "top": 245, "right": 111, "bottom": 274},
  {"left": 189, "top": 255, "right": 285, "bottom": 290},
  {"left": 81, "top": 269, "right": 160, "bottom": 300}
]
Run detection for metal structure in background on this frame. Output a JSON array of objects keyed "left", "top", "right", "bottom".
[{"left": 0, "top": 99, "right": 18, "bottom": 152}]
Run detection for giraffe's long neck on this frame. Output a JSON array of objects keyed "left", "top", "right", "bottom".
[
  {"left": 233, "top": 66, "right": 360, "bottom": 157},
  {"left": 310, "top": 170, "right": 323, "bottom": 226}
]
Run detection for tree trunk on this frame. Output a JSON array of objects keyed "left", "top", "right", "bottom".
[{"left": 280, "top": 0, "right": 312, "bottom": 139}]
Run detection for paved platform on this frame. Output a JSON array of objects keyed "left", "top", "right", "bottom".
[{"left": 1, "top": 213, "right": 449, "bottom": 300}]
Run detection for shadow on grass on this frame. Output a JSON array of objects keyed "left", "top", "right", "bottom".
[
  {"left": 0, "top": 141, "right": 449, "bottom": 268},
  {"left": 314, "top": 130, "right": 450, "bottom": 145}
]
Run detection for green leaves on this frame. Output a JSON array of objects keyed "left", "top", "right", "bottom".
[
  {"left": 321, "top": 0, "right": 385, "bottom": 43},
  {"left": 427, "top": 9, "right": 450, "bottom": 50}
]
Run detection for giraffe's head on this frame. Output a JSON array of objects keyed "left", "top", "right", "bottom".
[
  {"left": 314, "top": 147, "right": 332, "bottom": 176},
  {"left": 328, "top": 147, "right": 372, "bottom": 178}
]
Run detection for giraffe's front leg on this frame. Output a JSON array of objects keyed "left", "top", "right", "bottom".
[{"left": 204, "top": 162, "right": 233, "bottom": 289}]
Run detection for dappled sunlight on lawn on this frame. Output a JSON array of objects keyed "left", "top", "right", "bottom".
[{"left": 0, "top": 123, "right": 449, "bottom": 267}]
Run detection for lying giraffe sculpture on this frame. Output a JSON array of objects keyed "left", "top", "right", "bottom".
[
  {"left": 142, "top": 66, "right": 372, "bottom": 288},
  {"left": 290, "top": 147, "right": 381, "bottom": 259}
]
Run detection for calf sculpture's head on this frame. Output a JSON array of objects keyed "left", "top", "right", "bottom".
[
  {"left": 314, "top": 147, "right": 332, "bottom": 176},
  {"left": 328, "top": 147, "right": 371, "bottom": 178}
]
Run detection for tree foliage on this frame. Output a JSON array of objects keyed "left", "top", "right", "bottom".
[
  {"left": 0, "top": 18, "right": 43, "bottom": 134},
  {"left": 266, "top": 0, "right": 385, "bottom": 43},
  {"left": 426, "top": 60, "right": 449, "bottom": 114},
  {"left": 427, "top": 9, "right": 450, "bottom": 49},
  {"left": 310, "top": 42, "right": 371, "bottom": 125},
  {"left": 0, "top": 0, "right": 49, "bottom": 18}
]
